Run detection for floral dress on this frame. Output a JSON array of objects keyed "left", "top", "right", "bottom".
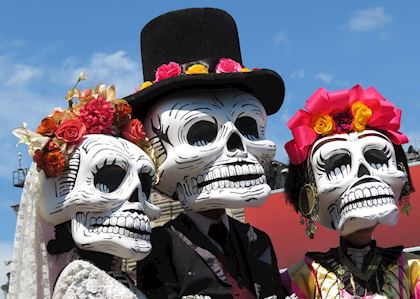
[{"left": 281, "top": 244, "right": 420, "bottom": 298}]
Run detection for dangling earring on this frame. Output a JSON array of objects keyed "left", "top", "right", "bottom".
[
  {"left": 299, "top": 183, "right": 319, "bottom": 239},
  {"left": 397, "top": 162, "right": 413, "bottom": 215}
]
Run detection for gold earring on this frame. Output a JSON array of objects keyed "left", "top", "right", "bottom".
[
  {"left": 299, "top": 183, "right": 319, "bottom": 239},
  {"left": 397, "top": 162, "right": 413, "bottom": 215}
]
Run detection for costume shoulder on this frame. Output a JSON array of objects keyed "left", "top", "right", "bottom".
[
  {"left": 403, "top": 252, "right": 420, "bottom": 296},
  {"left": 281, "top": 259, "right": 316, "bottom": 299},
  {"left": 53, "top": 260, "right": 145, "bottom": 299}
]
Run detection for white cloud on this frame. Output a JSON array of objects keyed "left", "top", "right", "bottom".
[
  {"left": 347, "top": 7, "right": 392, "bottom": 32},
  {"left": 6, "top": 64, "right": 42, "bottom": 86},
  {"left": 51, "top": 50, "right": 140, "bottom": 97},
  {"left": 290, "top": 69, "right": 305, "bottom": 79},
  {"left": 314, "top": 72, "right": 334, "bottom": 84},
  {"left": 273, "top": 33, "right": 288, "bottom": 45},
  {"left": 0, "top": 241, "right": 13, "bottom": 297}
]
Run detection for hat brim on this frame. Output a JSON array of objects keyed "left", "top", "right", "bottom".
[{"left": 124, "top": 69, "right": 285, "bottom": 118}]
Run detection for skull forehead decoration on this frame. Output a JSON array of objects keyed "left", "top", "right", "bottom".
[
  {"left": 310, "top": 130, "right": 406, "bottom": 236},
  {"left": 38, "top": 134, "right": 161, "bottom": 260},
  {"left": 145, "top": 88, "right": 276, "bottom": 211}
]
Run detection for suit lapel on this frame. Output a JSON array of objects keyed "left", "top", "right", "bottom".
[{"left": 170, "top": 214, "right": 231, "bottom": 285}]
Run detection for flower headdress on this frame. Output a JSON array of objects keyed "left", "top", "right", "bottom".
[
  {"left": 285, "top": 84, "right": 408, "bottom": 165},
  {"left": 13, "top": 72, "right": 150, "bottom": 178},
  {"left": 136, "top": 58, "right": 254, "bottom": 91}
]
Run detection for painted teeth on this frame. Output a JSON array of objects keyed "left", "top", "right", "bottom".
[{"left": 340, "top": 197, "right": 394, "bottom": 216}]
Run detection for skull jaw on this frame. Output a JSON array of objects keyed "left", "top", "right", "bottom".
[
  {"left": 337, "top": 203, "right": 399, "bottom": 236},
  {"left": 72, "top": 211, "right": 152, "bottom": 261},
  {"left": 176, "top": 182, "right": 271, "bottom": 211}
]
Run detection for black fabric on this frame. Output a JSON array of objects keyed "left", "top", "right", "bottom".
[
  {"left": 137, "top": 213, "right": 286, "bottom": 299},
  {"left": 124, "top": 8, "right": 285, "bottom": 117},
  {"left": 208, "top": 221, "right": 229, "bottom": 252}
]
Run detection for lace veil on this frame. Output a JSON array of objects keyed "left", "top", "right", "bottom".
[{"left": 8, "top": 164, "right": 71, "bottom": 298}]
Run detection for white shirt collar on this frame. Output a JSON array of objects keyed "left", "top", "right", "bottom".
[{"left": 184, "top": 210, "right": 230, "bottom": 237}]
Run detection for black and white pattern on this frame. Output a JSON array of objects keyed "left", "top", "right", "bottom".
[
  {"left": 309, "top": 130, "right": 407, "bottom": 236},
  {"left": 37, "top": 134, "right": 161, "bottom": 260},
  {"left": 145, "top": 88, "right": 276, "bottom": 211}
]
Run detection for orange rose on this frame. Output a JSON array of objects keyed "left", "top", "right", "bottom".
[
  {"left": 312, "top": 114, "right": 334, "bottom": 135},
  {"left": 55, "top": 119, "right": 86, "bottom": 144},
  {"left": 122, "top": 119, "right": 146, "bottom": 145},
  {"left": 37, "top": 117, "right": 58, "bottom": 136},
  {"left": 351, "top": 101, "right": 372, "bottom": 132},
  {"left": 44, "top": 149, "right": 66, "bottom": 177}
]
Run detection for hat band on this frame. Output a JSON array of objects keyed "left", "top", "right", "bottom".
[{"left": 137, "top": 57, "right": 254, "bottom": 92}]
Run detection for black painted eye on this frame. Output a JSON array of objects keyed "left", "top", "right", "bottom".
[
  {"left": 94, "top": 165, "right": 126, "bottom": 193},
  {"left": 187, "top": 120, "right": 217, "bottom": 146},
  {"left": 139, "top": 172, "right": 152, "bottom": 198},
  {"left": 365, "top": 148, "right": 390, "bottom": 171},
  {"left": 235, "top": 116, "right": 259, "bottom": 140},
  {"left": 324, "top": 152, "right": 351, "bottom": 180}
]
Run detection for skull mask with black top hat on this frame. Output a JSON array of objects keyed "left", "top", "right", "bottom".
[{"left": 124, "top": 8, "right": 285, "bottom": 211}]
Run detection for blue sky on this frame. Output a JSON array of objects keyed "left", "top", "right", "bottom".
[{"left": 1, "top": 0, "right": 420, "bottom": 291}]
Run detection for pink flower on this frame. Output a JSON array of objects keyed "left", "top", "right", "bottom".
[
  {"left": 79, "top": 97, "right": 115, "bottom": 134},
  {"left": 285, "top": 84, "right": 408, "bottom": 165},
  {"left": 154, "top": 62, "right": 181, "bottom": 82},
  {"left": 122, "top": 119, "right": 146, "bottom": 145},
  {"left": 215, "top": 58, "right": 242, "bottom": 73}
]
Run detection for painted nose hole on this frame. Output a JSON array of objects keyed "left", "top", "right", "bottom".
[
  {"left": 357, "top": 164, "right": 370, "bottom": 178},
  {"left": 128, "top": 188, "right": 139, "bottom": 203},
  {"left": 227, "top": 133, "right": 244, "bottom": 152}
]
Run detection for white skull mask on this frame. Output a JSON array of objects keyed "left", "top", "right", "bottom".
[
  {"left": 310, "top": 130, "right": 406, "bottom": 236},
  {"left": 37, "top": 134, "right": 161, "bottom": 260},
  {"left": 145, "top": 88, "right": 276, "bottom": 211}
]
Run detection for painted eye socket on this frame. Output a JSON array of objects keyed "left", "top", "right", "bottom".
[
  {"left": 365, "top": 148, "right": 390, "bottom": 171},
  {"left": 187, "top": 120, "right": 217, "bottom": 146},
  {"left": 235, "top": 116, "right": 259, "bottom": 140},
  {"left": 324, "top": 152, "right": 351, "bottom": 181},
  {"left": 94, "top": 164, "right": 126, "bottom": 193},
  {"left": 139, "top": 172, "right": 152, "bottom": 199}
]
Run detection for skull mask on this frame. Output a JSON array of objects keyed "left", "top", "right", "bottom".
[
  {"left": 37, "top": 134, "right": 161, "bottom": 260},
  {"left": 310, "top": 130, "right": 407, "bottom": 236},
  {"left": 145, "top": 88, "right": 276, "bottom": 211}
]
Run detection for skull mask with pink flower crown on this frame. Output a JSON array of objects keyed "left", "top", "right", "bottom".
[{"left": 284, "top": 85, "right": 413, "bottom": 237}]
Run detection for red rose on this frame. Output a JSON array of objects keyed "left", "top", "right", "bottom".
[
  {"left": 33, "top": 149, "right": 46, "bottom": 170},
  {"left": 36, "top": 117, "right": 58, "bottom": 136},
  {"left": 122, "top": 119, "right": 146, "bottom": 145},
  {"left": 215, "top": 58, "right": 242, "bottom": 73},
  {"left": 154, "top": 62, "right": 181, "bottom": 82},
  {"left": 44, "top": 149, "right": 66, "bottom": 177},
  {"left": 55, "top": 119, "right": 87, "bottom": 144},
  {"left": 114, "top": 99, "right": 132, "bottom": 128}
]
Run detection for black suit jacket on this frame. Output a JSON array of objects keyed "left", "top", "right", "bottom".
[{"left": 137, "top": 213, "right": 285, "bottom": 299}]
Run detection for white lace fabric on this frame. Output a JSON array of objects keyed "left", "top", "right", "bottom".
[{"left": 8, "top": 164, "right": 70, "bottom": 298}]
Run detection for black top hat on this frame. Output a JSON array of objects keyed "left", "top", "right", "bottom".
[{"left": 124, "top": 8, "right": 285, "bottom": 117}]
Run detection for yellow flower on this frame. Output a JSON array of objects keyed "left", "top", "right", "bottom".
[
  {"left": 312, "top": 114, "right": 334, "bottom": 135},
  {"left": 240, "top": 67, "right": 251, "bottom": 72},
  {"left": 138, "top": 81, "right": 153, "bottom": 91},
  {"left": 351, "top": 101, "right": 372, "bottom": 132},
  {"left": 185, "top": 64, "right": 209, "bottom": 75}
]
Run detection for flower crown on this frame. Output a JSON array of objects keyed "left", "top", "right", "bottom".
[
  {"left": 136, "top": 58, "right": 254, "bottom": 91},
  {"left": 285, "top": 84, "right": 408, "bottom": 165},
  {"left": 13, "top": 73, "right": 150, "bottom": 178}
]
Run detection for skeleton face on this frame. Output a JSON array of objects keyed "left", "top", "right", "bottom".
[
  {"left": 145, "top": 88, "right": 276, "bottom": 211},
  {"left": 309, "top": 130, "right": 406, "bottom": 236},
  {"left": 38, "top": 134, "right": 161, "bottom": 260}
]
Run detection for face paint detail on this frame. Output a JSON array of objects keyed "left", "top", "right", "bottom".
[
  {"left": 37, "top": 134, "right": 161, "bottom": 260},
  {"left": 145, "top": 88, "right": 276, "bottom": 211},
  {"left": 310, "top": 130, "right": 406, "bottom": 236}
]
